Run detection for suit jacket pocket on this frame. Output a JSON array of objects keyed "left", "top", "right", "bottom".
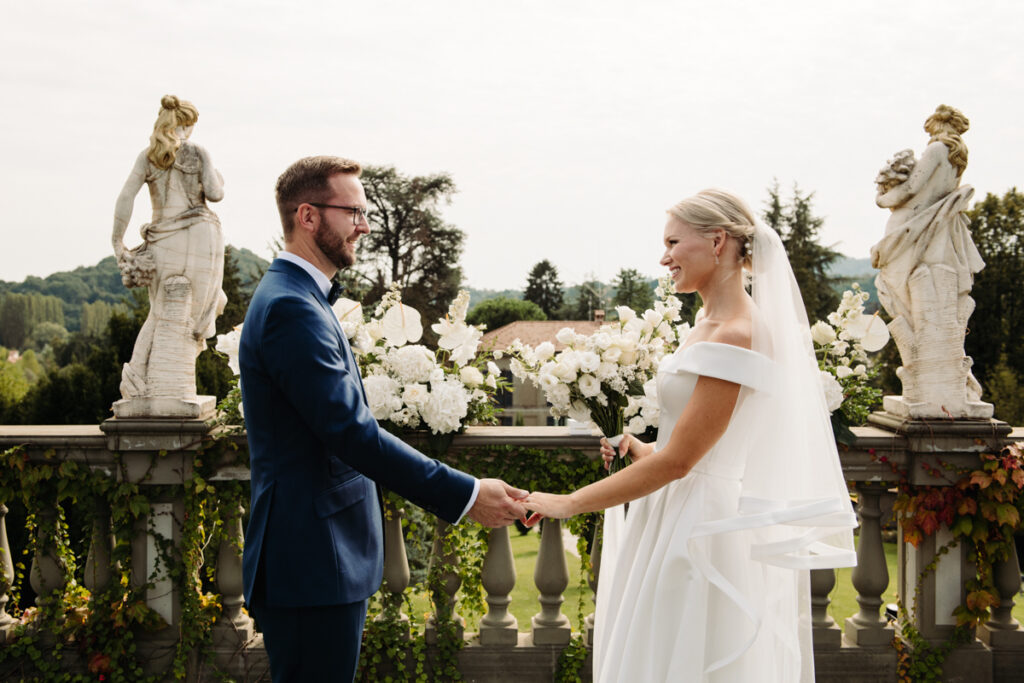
[{"left": 313, "top": 475, "right": 367, "bottom": 518}]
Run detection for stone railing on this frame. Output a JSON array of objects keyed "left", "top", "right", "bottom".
[{"left": 1, "top": 421, "right": 1023, "bottom": 681}]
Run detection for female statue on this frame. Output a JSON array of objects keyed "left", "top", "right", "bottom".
[
  {"left": 111, "top": 95, "right": 226, "bottom": 414},
  {"left": 870, "top": 104, "right": 989, "bottom": 418}
]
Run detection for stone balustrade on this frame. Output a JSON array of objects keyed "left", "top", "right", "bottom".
[{"left": 1, "top": 422, "right": 1023, "bottom": 681}]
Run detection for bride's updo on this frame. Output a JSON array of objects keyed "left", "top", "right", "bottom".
[{"left": 668, "top": 189, "right": 757, "bottom": 269}]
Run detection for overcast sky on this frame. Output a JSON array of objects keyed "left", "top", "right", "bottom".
[{"left": 2, "top": 0, "right": 1021, "bottom": 290}]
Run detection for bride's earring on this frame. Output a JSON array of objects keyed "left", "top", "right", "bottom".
[{"left": 714, "top": 251, "right": 720, "bottom": 265}]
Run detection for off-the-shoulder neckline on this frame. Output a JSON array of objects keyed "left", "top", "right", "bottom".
[{"left": 678, "top": 340, "right": 761, "bottom": 357}]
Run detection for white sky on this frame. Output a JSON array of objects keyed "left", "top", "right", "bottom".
[{"left": 2, "top": 0, "right": 1021, "bottom": 290}]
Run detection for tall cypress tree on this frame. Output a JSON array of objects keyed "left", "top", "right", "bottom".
[{"left": 524, "top": 260, "right": 565, "bottom": 319}]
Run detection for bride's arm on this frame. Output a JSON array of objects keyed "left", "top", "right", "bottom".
[{"left": 525, "top": 373, "right": 740, "bottom": 520}]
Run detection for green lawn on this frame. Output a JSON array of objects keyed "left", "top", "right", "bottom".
[{"left": 408, "top": 531, "right": 1024, "bottom": 633}]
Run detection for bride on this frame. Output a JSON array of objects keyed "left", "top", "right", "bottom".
[{"left": 524, "top": 189, "right": 857, "bottom": 682}]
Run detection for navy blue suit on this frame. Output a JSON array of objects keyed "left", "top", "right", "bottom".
[{"left": 240, "top": 259, "right": 476, "bottom": 681}]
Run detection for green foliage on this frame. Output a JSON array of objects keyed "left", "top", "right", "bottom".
[
  {"left": 466, "top": 296, "right": 546, "bottom": 331},
  {"left": 964, "top": 188, "right": 1024, "bottom": 393},
  {"left": 611, "top": 268, "right": 654, "bottom": 314},
  {"left": 524, "top": 260, "right": 565, "bottom": 318},
  {"left": 762, "top": 181, "right": 840, "bottom": 322},
  {"left": 985, "top": 355, "right": 1024, "bottom": 425},
  {"left": 24, "top": 321, "right": 68, "bottom": 352},
  {"left": 0, "top": 292, "right": 66, "bottom": 349},
  {"left": 353, "top": 165, "right": 465, "bottom": 331},
  {"left": 567, "top": 279, "right": 609, "bottom": 320}
]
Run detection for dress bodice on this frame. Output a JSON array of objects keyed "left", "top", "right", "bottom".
[{"left": 654, "top": 341, "right": 775, "bottom": 478}]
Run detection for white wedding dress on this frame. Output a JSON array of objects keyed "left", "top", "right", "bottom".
[{"left": 595, "top": 339, "right": 855, "bottom": 682}]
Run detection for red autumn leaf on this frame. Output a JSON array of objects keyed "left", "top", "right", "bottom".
[
  {"left": 919, "top": 510, "right": 940, "bottom": 536},
  {"left": 1013, "top": 469, "right": 1024, "bottom": 489},
  {"left": 994, "top": 469, "right": 1008, "bottom": 485},
  {"left": 904, "top": 529, "right": 923, "bottom": 547},
  {"left": 958, "top": 498, "right": 978, "bottom": 516},
  {"left": 88, "top": 653, "right": 112, "bottom": 674}
]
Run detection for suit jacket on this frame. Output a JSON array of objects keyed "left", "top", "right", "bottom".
[{"left": 240, "top": 259, "right": 476, "bottom": 607}]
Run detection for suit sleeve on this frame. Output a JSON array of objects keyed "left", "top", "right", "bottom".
[{"left": 259, "top": 294, "right": 476, "bottom": 523}]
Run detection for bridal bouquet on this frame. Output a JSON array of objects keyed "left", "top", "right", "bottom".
[
  {"left": 505, "top": 277, "right": 685, "bottom": 473},
  {"left": 811, "top": 284, "right": 890, "bottom": 444},
  {"left": 334, "top": 287, "right": 503, "bottom": 437}
]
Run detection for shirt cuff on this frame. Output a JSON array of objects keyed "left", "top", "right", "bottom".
[{"left": 457, "top": 478, "right": 481, "bottom": 523}]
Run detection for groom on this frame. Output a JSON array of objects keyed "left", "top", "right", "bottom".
[{"left": 240, "top": 155, "right": 528, "bottom": 682}]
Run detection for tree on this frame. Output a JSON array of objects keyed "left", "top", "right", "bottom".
[
  {"left": 570, "top": 279, "right": 610, "bottom": 320},
  {"left": 350, "top": 165, "right": 465, "bottom": 328},
  {"left": 964, "top": 188, "right": 1024, "bottom": 391},
  {"left": 466, "top": 297, "right": 546, "bottom": 331},
  {"left": 612, "top": 268, "right": 654, "bottom": 313},
  {"left": 524, "top": 260, "right": 565, "bottom": 319},
  {"left": 762, "top": 181, "right": 840, "bottom": 322}
]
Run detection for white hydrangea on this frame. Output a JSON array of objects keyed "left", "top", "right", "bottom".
[
  {"left": 363, "top": 375, "right": 403, "bottom": 421},
  {"left": 385, "top": 345, "right": 437, "bottom": 384},
  {"left": 420, "top": 378, "right": 470, "bottom": 434},
  {"left": 820, "top": 370, "right": 844, "bottom": 413},
  {"left": 215, "top": 325, "right": 243, "bottom": 375}
]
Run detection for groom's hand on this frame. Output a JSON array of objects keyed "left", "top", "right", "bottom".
[{"left": 467, "top": 478, "right": 529, "bottom": 528}]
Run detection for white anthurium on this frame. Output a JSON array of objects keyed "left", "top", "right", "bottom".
[
  {"left": 332, "top": 297, "right": 363, "bottom": 325},
  {"left": 215, "top": 325, "right": 243, "bottom": 375},
  {"left": 859, "top": 314, "right": 891, "bottom": 352},
  {"left": 381, "top": 303, "right": 423, "bottom": 346}
]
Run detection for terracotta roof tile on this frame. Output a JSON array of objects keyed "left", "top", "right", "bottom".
[{"left": 480, "top": 320, "right": 604, "bottom": 351}]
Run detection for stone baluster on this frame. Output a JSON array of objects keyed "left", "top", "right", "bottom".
[
  {"left": 84, "top": 499, "right": 114, "bottom": 594},
  {"left": 978, "top": 535, "right": 1024, "bottom": 649},
  {"left": 531, "top": 519, "right": 571, "bottom": 645},
  {"left": 479, "top": 526, "right": 517, "bottom": 645},
  {"left": 29, "top": 504, "right": 68, "bottom": 607},
  {"left": 380, "top": 499, "right": 411, "bottom": 639},
  {"left": 844, "top": 483, "right": 894, "bottom": 646},
  {"left": 811, "top": 568, "right": 841, "bottom": 649},
  {"left": 0, "top": 504, "right": 16, "bottom": 634},
  {"left": 425, "top": 520, "right": 463, "bottom": 644},
  {"left": 212, "top": 504, "right": 255, "bottom": 648},
  {"left": 584, "top": 524, "right": 602, "bottom": 647}
]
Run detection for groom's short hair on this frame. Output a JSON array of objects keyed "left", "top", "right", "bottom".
[{"left": 275, "top": 156, "right": 362, "bottom": 236}]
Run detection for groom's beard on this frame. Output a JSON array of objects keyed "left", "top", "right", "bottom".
[{"left": 315, "top": 221, "right": 356, "bottom": 269}]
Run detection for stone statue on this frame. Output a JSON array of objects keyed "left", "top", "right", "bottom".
[
  {"left": 110, "top": 95, "right": 226, "bottom": 419},
  {"left": 870, "top": 105, "right": 991, "bottom": 419}
]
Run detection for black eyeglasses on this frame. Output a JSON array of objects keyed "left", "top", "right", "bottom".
[{"left": 303, "top": 203, "right": 372, "bottom": 225}]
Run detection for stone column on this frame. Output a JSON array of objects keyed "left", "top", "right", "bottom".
[
  {"left": 584, "top": 523, "right": 602, "bottom": 647},
  {"left": 844, "top": 483, "right": 894, "bottom": 647},
  {"left": 380, "top": 499, "right": 411, "bottom": 639},
  {"left": 0, "top": 504, "right": 16, "bottom": 640},
  {"left": 29, "top": 504, "right": 68, "bottom": 607},
  {"left": 83, "top": 498, "right": 114, "bottom": 594},
  {"left": 212, "top": 504, "right": 255, "bottom": 648},
  {"left": 479, "top": 526, "right": 518, "bottom": 645},
  {"left": 531, "top": 519, "right": 571, "bottom": 645},
  {"left": 811, "top": 568, "right": 841, "bottom": 649}
]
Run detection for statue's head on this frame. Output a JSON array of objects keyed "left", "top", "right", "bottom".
[
  {"left": 147, "top": 95, "right": 200, "bottom": 170},
  {"left": 924, "top": 105, "right": 969, "bottom": 177},
  {"left": 925, "top": 105, "right": 969, "bottom": 138}
]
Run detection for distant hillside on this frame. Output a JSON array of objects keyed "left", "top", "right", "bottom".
[
  {"left": 828, "top": 256, "right": 874, "bottom": 278},
  {"left": 0, "top": 246, "right": 269, "bottom": 332}
]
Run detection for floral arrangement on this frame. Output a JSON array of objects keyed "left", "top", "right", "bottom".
[
  {"left": 811, "top": 284, "right": 890, "bottom": 443},
  {"left": 504, "top": 277, "right": 686, "bottom": 473},
  {"left": 334, "top": 287, "right": 503, "bottom": 436}
]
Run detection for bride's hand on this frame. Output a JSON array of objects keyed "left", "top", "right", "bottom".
[
  {"left": 599, "top": 434, "right": 655, "bottom": 471},
  {"left": 522, "top": 491, "right": 576, "bottom": 526}
]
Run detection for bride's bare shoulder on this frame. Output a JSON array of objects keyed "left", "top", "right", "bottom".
[{"left": 707, "top": 315, "right": 752, "bottom": 351}]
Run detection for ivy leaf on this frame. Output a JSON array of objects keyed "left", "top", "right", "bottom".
[
  {"left": 1013, "top": 468, "right": 1024, "bottom": 489},
  {"left": 919, "top": 510, "right": 939, "bottom": 536},
  {"left": 128, "top": 495, "right": 150, "bottom": 518},
  {"left": 971, "top": 471, "right": 993, "bottom": 489},
  {"left": 996, "top": 504, "right": 1019, "bottom": 527},
  {"left": 951, "top": 516, "right": 973, "bottom": 537}
]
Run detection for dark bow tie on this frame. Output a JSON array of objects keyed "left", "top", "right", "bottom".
[{"left": 327, "top": 281, "right": 343, "bottom": 305}]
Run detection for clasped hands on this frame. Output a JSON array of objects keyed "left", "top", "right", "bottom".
[{"left": 471, "top": 434, "right": 651, "bottom": 528}]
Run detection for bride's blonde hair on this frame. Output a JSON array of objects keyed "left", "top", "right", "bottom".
[
  {"left": 668, "top": 189, "right": 757, "bottom": 269},
  {"left": 147, "top": 95, "right": 199, "bottom": 170}
]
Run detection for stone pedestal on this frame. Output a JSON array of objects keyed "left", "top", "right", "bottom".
[{"left": 112, "top": 395, "right": 216, "bottom": 420}]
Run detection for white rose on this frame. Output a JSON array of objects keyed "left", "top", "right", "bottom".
[
  {"left": 595, "top": 361, "right": 618, "bottom": 381},
  {"left": 835, "top": 365, "right": 854, "bottom": 379},
  {"left": 577, "top": 351, "right": 601, "bottom": 374},
  {"left": 615, "top": 306, "right": 636, "bottom": 323},
  {"left": 460, "top": 365, "right": 485, "bottom": 387},
  {"left": 820, "top": 371, "right": 844, "bottom": 413},
  {"left": 591, "top": 333, "right": 613, "bottom": 351},
  {"left": 627, "top": 416, "right": 648, "bottom": 435},
  {"left": 810, "top": 321, "right": 837, "bottom": 346},
  {"left": 578, "top": 374, "right": 601, "bottom": 398},
  {"left": 402, "top": 383, "right": 430, "bottom": 408},
  {"left": 556, "top": 328, "right": 576, "bottom": 345},
  {"left": 485, "top": 374, "right": 497, "bottom": 389},
  {"left": 831, "top": 340, "right": 850, "bottom": 355},
  {"left": 854, "top": 364, "right": 867, "bottom": 377},
  {"left": 487, "top": 361, "right": 501, "bottom": 377},
  {"left": 602, "top": 346, "right": 622, "bottom": 363},
  {"left": 535, "top": 341, "right": 556, "bottom": 361}
]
